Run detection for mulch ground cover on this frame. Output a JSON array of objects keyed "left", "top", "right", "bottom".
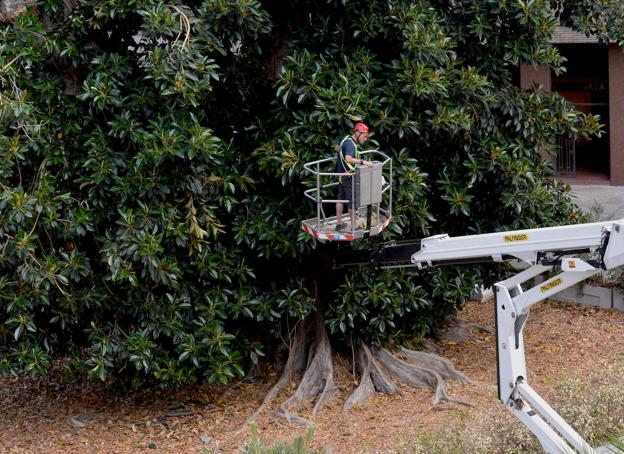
[{"left": 2, "top": 299, "right": 623, "bottom": 453}]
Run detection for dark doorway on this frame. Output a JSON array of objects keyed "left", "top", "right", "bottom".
[{"left": 552, "top": 44, "right": 610, "bottom": 182}]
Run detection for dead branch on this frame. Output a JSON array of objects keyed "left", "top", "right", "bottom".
[{"left": 169, "top": 4, "right": 191, "bottom": 49}]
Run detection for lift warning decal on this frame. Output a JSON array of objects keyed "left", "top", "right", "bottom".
[
  {"left": 540, "top": 277, "right": 563, "bottom": 293},
  {"left": 504, "top": 233, "right": 528, "bottom": 243}
]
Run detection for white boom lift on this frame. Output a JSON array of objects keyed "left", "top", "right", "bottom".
[{"left": 337, "top": 219, "right": 624, "bottom": 453}]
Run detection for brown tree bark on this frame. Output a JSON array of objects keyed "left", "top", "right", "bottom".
[{"left": 0, "top": 0, "right": 36, "bottom": 21}]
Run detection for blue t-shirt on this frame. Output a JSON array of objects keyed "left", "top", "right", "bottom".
[{"left": 336, "top": 138, "right": 356, "bottom": 173}]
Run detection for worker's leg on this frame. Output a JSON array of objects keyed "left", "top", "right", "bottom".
[
  {"left": 346, "top": 174, "right": 357, "bottom": 228},
  {"left": 336, "top": 202, "right": 344, "bottom": 225},
  {"left": 336, "top": 178, "right": 350, "bottom": 227}
]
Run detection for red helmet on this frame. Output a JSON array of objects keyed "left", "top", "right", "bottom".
[{"left": 352, "top": 122, "right": 369, "bottom": 134}]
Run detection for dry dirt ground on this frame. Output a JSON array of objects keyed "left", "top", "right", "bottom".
[{"left": 1, "top": 299, "right": 624, "bottom": 454}]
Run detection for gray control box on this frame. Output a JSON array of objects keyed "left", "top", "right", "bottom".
[{"left": 355, "top": 162, "right": 383, "bottom": 208}]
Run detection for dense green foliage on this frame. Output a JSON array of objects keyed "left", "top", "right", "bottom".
[
  {"left": 0, "top": 0, "right": 621, "bottom": 386},
  {"left": 560, "top": 0, "right": 624, "bottom": 44}
]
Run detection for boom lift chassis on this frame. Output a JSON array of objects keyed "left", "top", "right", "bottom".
[{"left": 338, "top": 220, "right": 624, "bottom": 453}]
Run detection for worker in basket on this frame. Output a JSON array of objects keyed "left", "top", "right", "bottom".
[{"left": 335, "top": 122, "right": 374, "bottom": 231}]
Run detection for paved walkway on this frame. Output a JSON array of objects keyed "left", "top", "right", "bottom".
[{"left": 570, "top": 185, "right": 624, "bottom": 221}]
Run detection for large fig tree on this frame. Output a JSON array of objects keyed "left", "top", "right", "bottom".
[{"left": 0, "top": 0, "right": 620, "bottom": 422}]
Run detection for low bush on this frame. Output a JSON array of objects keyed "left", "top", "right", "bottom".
[
  {"left": 400, "top": 357, "right": 624, "bottom": 453},
  {"left": 235, "top": 423, "right": 318, "bottom": 454}
]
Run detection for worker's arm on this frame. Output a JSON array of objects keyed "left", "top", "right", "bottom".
[{"left": 345, "top": 154, "right": 374, "bottom": 168}]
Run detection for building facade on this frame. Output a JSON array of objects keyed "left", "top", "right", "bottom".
[{"left": 520, "top": 26, "right": 624, "bottom": 185}]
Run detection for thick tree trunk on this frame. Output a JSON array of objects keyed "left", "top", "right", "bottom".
[
  {"left": 276, "top": 314, "right": 339, "bottom": 426},
  {"left": 244, "top": 323, "right": 475, "bottom": 425},
  {"left": 2, "top": 0, "right": 82, "bottom": 95},
  {"left": 243, "top": 246, "right": 475, "bottom": 424},
  {"left": 242, "top": 320, "right": 309, "bottom": 427},
  {"left": 0, "top": 0, "right": 36, "bottom": 21}
]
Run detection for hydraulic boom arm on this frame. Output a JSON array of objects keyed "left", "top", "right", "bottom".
[{"left": 337, "top": 220, "right": 624, "bottom": 454}]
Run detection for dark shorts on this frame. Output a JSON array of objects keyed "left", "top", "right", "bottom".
[{"left": 337, "top": 177, "right": 354, "bottom": 207}]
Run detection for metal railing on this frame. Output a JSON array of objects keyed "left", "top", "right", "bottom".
[
  {"left": 555, "top": 136, "right": 576, "bottom": 178},
  {"left": 302, "top": 150, "right": 392, "bottom": 236}
]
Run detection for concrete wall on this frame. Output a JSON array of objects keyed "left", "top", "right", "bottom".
[{"left": 609, "top": 44, "right": 624, "bottom": 185}]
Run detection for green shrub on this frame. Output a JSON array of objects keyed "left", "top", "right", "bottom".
[
  {"left": 236, "top": 423, "right": 318, "bottom": 454},
  {"left": 400, "top": 357, "right": 624, "bottom": 453}
]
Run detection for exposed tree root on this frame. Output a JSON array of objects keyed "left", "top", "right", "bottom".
[
  {"left": 423, "top": 338, "right": 441, "bottom": 353},
  {"left": 373, "top": 347, "right": 475, "bottom": 408},
  {"left": 244, "top": 313, "right": 478, "bottom": 427},
  {"left": 343, "top": 345, "right": 399, "bottom": 412},
  {"left": 438, "top": 314, "right": 492, "bottom": 343},
  {"left": 398, "top": 347, "right": 472, "bottom": 384},
  {"left": 276, "top": 316, "right": 339, "bottom": 426},
  {"left": 242, "top": 321, "right": 309, "bottom": 427}
]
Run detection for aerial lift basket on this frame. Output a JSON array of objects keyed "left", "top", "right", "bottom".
[{"left": 301, "top": 149, "right": 392, "bottom": 241}]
